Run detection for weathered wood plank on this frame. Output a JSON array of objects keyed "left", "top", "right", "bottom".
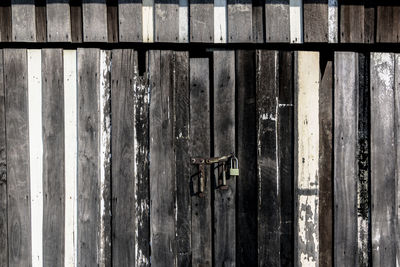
[
  {"left": 265, "top": 0, "right": 289, "bottom": 42},
  {"left": 340, "top": 3, "right": 364, "bottom": 43},
  {"left": 236, "top": 50, "right": 257, "bottom": 266},
  {"left": 11, "top": 0, "right": 36, "bottom": 42},
  {"left": 294, "top": 51, "right": 320, "bottom": 266},
  {"left": 77, "top": 48, "right": 100, "bottom": 266},
  {"left": 190, "top": 57, "right": 212, "bottom": 266},
  {"left": 227, "top": 0, "right": 252, "bottom": 42},
  {"left": 42, "top": 48, "right": 64, "bottom": 266},
  {"left": 328, "top": 0, "right": 338, "bottom": 43},
  {"left": 107, "top": 0, "right": 118, "bottom": 42},
  {"left": 377, "top": 4, "right": 400, "bottom": 43},
  {"left": 214, "top": 0, "right": 227, "bottom": 43},
  {"left": 70, "top": 0, "right": 83, "bottom": 43},
  {"left": 155, "top": 0, "right": 179, "bottom": 42},
  {"left": 0, "top": 2, "right": 12, "bottom": 42},
  {"left": 252, "top": 0, "right": 264, "bottom": 43},
  {"left": 213, "top": 50, "right": 235, "bottom": 266},
  {"left": 4, "top": 49, "right": 31, "bottom": 267},
  {"left": 35, "top": 0, "right": 46, "bottom": 42},
  {"left": 364, "top": 0, "right": 375, "bottom": 43},
  {"left": 370, "top": 52, "right": 397, "bottom": 267},
  {"left": 190, "top": 0, "right": 213, "bottom": 42},
  {"left": 178, "top": 0, "right": 188, "bottom": 42},
  {"left": 304, "top": 0, "right": 328, "bottom": 42},
  {"left": 290, "top": 0, "right": 302, "bottom": 43},
  {"left": 46, "top": 0, "right": 71, "bottom": 42},
  {"left": 118, "top": 0, "right": 142, "bottom": 42},
  {"left": 142, "top": 0, "right": 154, "bottom": 42},
  {"left": 82, "top": 0, "right": 107, "bottom": 42},
  {"left": 395, "top": 54, "right": 400, "bottom": 267}
]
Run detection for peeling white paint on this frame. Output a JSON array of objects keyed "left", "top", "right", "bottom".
[
  {"left": 328, "top": 0, "right": 338, "bottom": 43},
  {"left": 214, "top": 0, "right": 227, "bottom": 43},
  {"left": 372, "top": 53, "right": 395, "bottom": 89},
  {"left": 290, "top": 0, "right": 303, "bottom": 43},
  {"left": 143, "top": 0, "right": 154, "bottom": 42}
]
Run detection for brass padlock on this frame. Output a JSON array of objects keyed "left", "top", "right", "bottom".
[{"left": 229, "top": 156, "right": 239, "bottom": 176}]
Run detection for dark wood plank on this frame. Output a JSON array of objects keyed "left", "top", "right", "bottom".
[
  {"left": 340, "top": 3, "right": 364, "bottom": 43},
  {"left": 42, "top": 48, "right": 64, "bottom": 266},
  {"left": 364, "top": 0, "right": 375, "bottom": 43},
  {"left": 35, "top": 0, "right": 46, "bottom": 42},
  {"left": 107, "top": 0, "right": 118, "bottom": 42},
  {"left": 4, "top": 49, "right": 31, "bottom": 267},
  {"left": 70, "top": 0, "right": 83, "bottom": 43},
  {"left": 111, "top": 49, "right": 138, "bottom": 266},
  {"left": 213, "top": 50, "right": 236, "bottom": 266},
  {"left": 227, "top": 0, "right": 252, "bottom": 42},
  {"left": 11, "top": 0, "right": 36, "bottom": 41},
  {"left": 82, "top": 0, "right": 108, "bottom": 42},
  {"left": 0, "top": 2, "right": 12, "bottom": 42},
  {"left": 77, "top": 48, "right": 100, "bottom": 266},
  {"left": 155, "top": 0, "right": 179, "bottom": 42},
  {"left": 252, "top": 0, "right": 264, "bottom": 43},
  {"left": 377, "top": 4, "right": 400, "bottom": 43},
  {"left": 256, "top": 50, "right": 279, "bottom": 266},
  {"left": 304, "top": 0, "right": 328, "bottom": 42},
  {"left": 236, "top": 50, "right": 257, "bottom": 266},
  {"left": 190, "top": 57, "right": 212, "bottom": 266},
  {"left": 265, "top": 0, "right": 289, "bottom": 42},
  {"left": 46, "top": 0, "right": 71, "bottom": 42},
  {"left": 190, "top": 0, "right": 213, "bottom": 42},
  {"left": 118, "top": 0, "right": 142, "bottom": 42}
]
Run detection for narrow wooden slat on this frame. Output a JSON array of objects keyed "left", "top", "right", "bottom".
[
  {"left": 213, "top": 50, "right": 235, "bottom": 266},
  {"left": 265, "top": 0, "right": 289, "bottom": 42},
  {"left": 370, "top": 52, "right": 397, "bottom": 267},
  {"left": 290, "top": 0, "right": 302, "bottom": 43},
  {"left": 236, "top": 50, "right": 257, "bottom": 266},
  {"left": 11, "top": 0, "right": 36, "bottom": 42},
  {"left": 0, "top": 2, "right": 12, "bottom": 42},
  {"left": 118, "top": 0, "right": 142, "bottom": 42},
  {"left": 82, "top": 0, "right": 107, "bottom": 42},
  {"left": 190, "top": 57, "right": 212, "bottom": 266},
  {"left": 111, "top": 49, "right": 138, "bottom": 267},
  {"left": 142, "top": 0, "right": 154, "bottom": 42},
  {"left": 364, "top": 0, "right": 375, "bottom": 43},
  {"left": 214, "top": 0, "right": 227, "bottom": 43},
  {"left": 70, "top": 0, "right": 83, "bottom": 43},
  {"left": 377, "top": 4, "right": 400, "bottom": 43},
  {"left": 227, "top": 0, "right": 252, "bottom": 42},
  {"left": 155, "top": 0, "right": 179, "bottom": 42},
  {"left": 189, "top": 0, "right": 213, "bottom": 42},
  {"left": 328, "top": 0, "right": 338, "bottom": 43},
  {"left": 107, "top": 0, "right": 118, "bottom": 42},
  {"left": 46, "top": 0, "right": 71, "bottom": 42},
  {"left": 4, "top": 49, "right": 31, "bottom": 267},
  {"left": 77, "top": 48, "right": 100, "bottom": 266},
  {"left": 252, "top": 0, "right": 264, "bottom": 43},
  {"left": 304, "top": 0, "right": 328, "bottom": 42},
  {"left": 395, "top": 54, "right": 400, "bottom": 267},
  {"left": 340, "top": 3, "right": 364, "bottom": 43},
  {"left": 294, "top": 51, "right": 320, "bottom": 266},
  {"left": 178, "top": 0, "right": 188, "bottom": 42},
  {"left": 35, "top": 0, "right": 46, "bottom": 42}
]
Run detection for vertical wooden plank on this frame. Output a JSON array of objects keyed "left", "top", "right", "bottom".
[
  {"left": 70, "top": 0, "right": 83, "bottom": 43},
  {"left": 35, "top": 0, "right": 46, "bottom": 42},
  {"left": 154, "top": 0, "right": 179, "bottom": 42},
  {"left": 227, "top": 0, "right": 252, "bottom": 42},
  {"left": 118, "top": 0, "right": 142, "bottom": 42},
  {"left": 189, "top": 0, "right": 213, "bottom": 42},
  {"left": 294, "top": 51, "right": 320, "bottom": 267},
  {"left": 236, "top": 50, "right": 257, "bottom": 266},
  {"left": 214, "top": 0, "right": 227, "bottom": 43},
  {"left": 328, "top": 0, "right": 338, "bottom": 43},
  {"left": 377, "top": 4, "right": 400, "bottom": 43},
  {"left": 190, "top": 57, "right": 212, "bottom": 267},
  {"left": 63, "top": 49, "right": 78, "bottom": 267},
  {"left": 0, "top": 2, "right": 12, "bottom": 42},
  {"left": 213, "top": 50, "right": 235, "bottom": 266},
  {"left": 290, "top": 0, "right": 302, "bottom": 43},
  {"left": 395, "top": 54, "right": 400, "bottom": 267},
  {"left": 4, "top": 49, "right": 31, "bottom": 267},
  {"left": 107, "top": 0, "right": 118, "bottom": 42},
  {"left": 252, "top": 0, "right": 264, "bottom": 43},
  {"left": 178, "top": 0, "right": 188, "bottom": 42},
  {"left": 11, "top": 0, "right": 36, "bottom": 42},
  {"left": 370, "top": 52, "right": 397, "bottom": 267},
  {"left": 111, "top": 49, "right": 138, "bottom": 267},
  {"left": 46, "top": 0, "right": 71, "bottom": 42},
  {"left": 303, "top": 0, "right": 328, "bottom": 42},
  {"left": 77, "top": 48, "right": 100, "bottom": 266},
  {"left": 82, "top": 0, "right": 107, "bottom": 42},
  {"left": 340, "top": 3, "right": 364, "bottom": 43},
  {"left": 142, "top": 0, "right": 154, "bottom": 42},
  {"left": 265, "top": 0, "right": 289, "bottom": 42},
  {"left": 364, "top": 0, "right": 375, "bottom": 43}
]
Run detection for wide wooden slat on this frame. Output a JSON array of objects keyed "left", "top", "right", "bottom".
[
  {"left": 214, "top": 0, "right": 227, "bottom": 43},
  {"left": 82, "top": 0, "right": 108, "bottom": 42},
  {"left": 252, "top": 0, "right": 264, "bottom": 43},
  {"left": 304, "top": 0, "right": 328, "bottom": 42},
  {"left": 0, "top": 2, "right": 12, "bottom": 42},
  {"left": 328, "top": 0, "right": 338, "bottom": 43},
  {"left": 118, "top": 0, "right": 142, "bottom": 42},
  {"left": 4, "top": 49, "right": 31, "bottom": 267},
  {"left": 35, "top": 0, "right": 46, "bottom": 42},
  {"left": 11, "top": 0, "right": 36, "bottom": 42},
  {"left": 340, "top": 3, "right": 364, "bottom": 43},
  {"left": 155, "top": 0, "right": 179, "bottom": 42},
  {"left": 227, "top": 0, "right": 252, "bottom": 43},
  {"left": 190, "top": 0, "right": 213, "bottom": 42},
  {"left": 190, "top": 57, "right": 212, "bottom": 266},
  {"left": 377, "top": 5, "right": 400, "bottom": 43},
  {"left": 70, "top": 0, "right": 83, "bottom": 43},
  {"left": 46, "top": 0, "right": 71, "bottom": 42},
  {"left": 265, "top": 0, "right": 289, "bottom": 42},
  {"left": 213, "top": 50, "right": 235, "bottom": 266}
]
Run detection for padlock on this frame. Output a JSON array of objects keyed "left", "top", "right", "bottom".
[{"left": 229, "top": 156, "right": 239, "bottom": 176}]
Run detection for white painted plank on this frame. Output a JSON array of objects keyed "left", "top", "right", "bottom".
[
  {"left": 214, "top": 0, "right": 227, "bottom": 43},
  {"left": 64, "top": 49, "right": 77, "bottom": 267},
  {"left": 328, "top": 0, "right": 338, "bottom": 43},
  {"left": 28, "top": 49, "right": 43, "bottom": 267},
  {"left": 143, "top": 0, "right": 154, "bottom": 42},
  {"left": 290, "top": 0, "right": 303, "bottom": 43},
  {"left": 179, "top": 0, "right": 188, "bottom": 43}
]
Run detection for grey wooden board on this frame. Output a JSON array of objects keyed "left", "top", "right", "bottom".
[
  {"left": 174, "top": 51, "right": 191, "bottom": 267},
  {"left": 35, "top": 1, "right": 46, "bottom": 42},
  {"left": 155, "top": 0, "right": 179, "bottom": 42},
  {"left": 265, "top": 0, "right": 289, "bottom": 42},
  {"left": 46, "top": 1, "right": 72, "bottom": 42},
  {"left": 227, "top": 0, "right": 252, "bottom": 42},
  {"left": 303, "top": 0, "right": 328, "bottom": 42},
  {"left": 107, "top": 3, "right": 118, "bottom": 43},
  {"left": 334, "top": 52, "right": 358, "bottom": 266},
  {"left": 252, "top": 0, "right": 264, "bottom": 43},
  {"left": 118, "top": 0, "right": 142, "bottom": 42},
  {"left": 0, "top": 5, "right": 12, "bottom": 42},
  {"left": 190, "top": 0, "right": 213, "bottom": 42},
  {"left": 77, "top": 48, "right": 100, "bottom": 266},
  {"left": 190, "top": 57, "right": 212, "bottom": 266},
  {"left": 149, "top": 50, "right": 176, "bottom": 266},
  {"left": 42, "top": 48, "right": 65, "bottom": 266},
  {"left": 257, "top": 50, "right": 280, "bottom": 266},
  {"left": 376, "top": 5, "right": 400, "bottom": 43},
  {"left": 395, "top": 54, "right": 400, "bottom": 267},
  {"left": 70, "top": 2, "right": 83, "bottom": 43},
  {"left": 111, "top": 49, "right": 138, "bottom": 266},
  {"left": 213, "top": 50, "right": 236, "bottom": 266},
  {"left": 0, "top": 50, "right": 7, "bottom": 266},
  {"left": 82, "top": 0, "right": 108, "bottom": 42},
  {"left": 340, "top": 4, "right": 364, "bottom": 43},
  {"left": 364, "top": 0, "right": 375, "bottom": 43},
  {"left": 236, "top": 50, "right": 257, "bottom": 266},
  {"left": 4, "top": 49, "right": 31, "bottom": 267},
  {"left": 11, "top": 0, "right": 36, "bottom": 42},
  {"left": 370, "top": 53, "right": 397, "bottom": 267}
]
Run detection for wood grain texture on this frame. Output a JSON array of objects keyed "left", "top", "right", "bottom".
[
  {"left": 214, "top": 0, "right": 227, "bottom": 43},
  {"left": 142, "top": 0, "right": 154, "bottom": 42},
  {"left": 395, "top": 54, "right": 400, "bottom": 267},
  {"left": 370, "top": 52, "right": 397, "bottom": 267},
  {"left": 236, "top": 50, "right": 257, "bottom": 266},
  {"left": 82, "top": 0, "right": 108, "bottom": 42},
  {"left": 46, "top": 1, "right": 71, "bottom": 42},
  {"left": 70, "top": 0, "right": 83, "bottom": 43},
  {"left": 118, "top": 0, "right": 142, "bottom": 42},
  {"left": 364, "top": 0, "right": 375, "bottom": 43},
  {"left": 4, "top": 49, "right": 31, "bottom": 267},
  {"left": 35, "top": 0, "right": 46, "bottom": 42},
  {"left": 377, "top": 5, "right": 400, "bottom": 43},
  {"left": 252, "top": 0, "right": 264, "bottom": 43},
  {"left": 178, "top": 0, "right": 188, "bottom": 42},
  {"left": 107, "top": 0, "right": 118, "bottom": 42},
  {"left": 304, "top": 0, "right": 328, "bottom": 42},
  {"left": 77, "top": 48, "right": 100, "bottom": 266},
  {"left": 213, "top": 50, "right": 235, "bottom": 266},
  {"left": 155, "top": 0, "right": 179, "bottom": 42},
  {"left": 328, "top": 0, "right": 338, "bottom": 43},
  {"left": 190, "top": 0, "right": 213, "bottom": 42},
  {"left": 11, "top": 0, "right": 36, "bottom": 42},
  {"left": 0, "top": 3, "right": 11, "bottom": 42},
  {"left": 227, "top": 0, "right": 252, "bottom": 43},
  {"left": 265, "top": 0, "right": 289, "bottom": 42},
  {"left": 340, "top": 3, "right": 364, "bottom": 43},
  {"left": 190, "top": 57, "right": 212, "bottom": 267}
]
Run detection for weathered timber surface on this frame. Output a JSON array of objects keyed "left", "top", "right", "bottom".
[
  {"left": 227, "top": 0, "right": 252, "bottom": 43},
  {"left": 304, "top": 0, "right": 328, "bottom": 42},
  {"left": 118, "top": 0, "right": 142, "bottom": 42},
  {"left": 107, "top": 0, "right": 118, "bottom": 43},
  {"left": 155, "top": 0, "right": 179, "bottom": 42},
  {"left": 252, "top": 0, "right": 264, "bottom": 43},
  {"left": 46, "top": 0, "right": 71, "bottom": 42},
  {"left": 265, "top": 0, "right": 289, "bottom": 42},
  {"left": 395, "top": 54, "right": 400, "bottom": 267},
  {"left": 190, "top": 0, "right": 213, "bottom": 42},
  {"left": 11, "top": 0, "right": 36, "bottom": 42},
  {"left": 82, "top": 0, "right": 108, "bottom": 42},
  {"left": 35, "top": 0, "right": 46, "bottom": 42},
  {"left": 377, "top": 4, "right": 400, "bottom": 43},
  {"left": 340, "top": 3, "right": 364, "bottom": 43},
  {"left": 364, "top": 0, "right": 375, "bottom": 43},
  {"left": 70, "top": 0, "right": 83, "bottom": 43},
  {"left": 0, "top": 3, "right": 11, "bottom": 42}
]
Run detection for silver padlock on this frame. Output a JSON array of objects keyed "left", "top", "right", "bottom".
[{"left": 229, "top": 156, "right": 239, "bottom": 176}]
